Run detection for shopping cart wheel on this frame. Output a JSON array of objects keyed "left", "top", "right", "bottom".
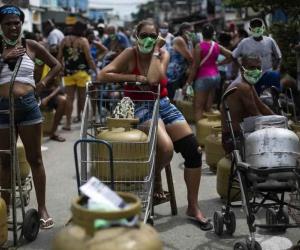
[
  {"left": 22, "top": 209, "right": 40, "bottom": 241},
  {"left": 276, "top": 208, "right": 289, "bottom": 232},
  {"left": 213, "top": 211, "right": 224, "bottom": 236},
  {"left": 147, "top": 216, "right": 154, "bottom": 226},
  {"left": 234, "top": 242, "right": 248, "bottom": 250},
  {"left": 224, "top": 210, "right": 236, "bottom": 235}
]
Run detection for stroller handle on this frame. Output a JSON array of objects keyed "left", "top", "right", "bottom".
[{"left": 222, "top": 87, "right": 237, "bottom": 104}]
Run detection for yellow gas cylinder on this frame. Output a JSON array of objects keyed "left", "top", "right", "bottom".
[
  {"left": 176, "top": 99, "right": 194, "bottom": 123},
  {"left": 53, "top": 225, "right": 89, "bottom": 250},
  {"left": 17, "top": 140, "right": 31, "bottom": 180},
  {"left": 87, "top": 222, "right": 163, "bottom": 250},
  {"left": 196, "top": 111, "right": 221, "bottom": 146},
  {"left": 216, "top": 157, "right": 241, "bottom": 202},
  {"left": 91, "top": 118, "right": 148, "bottom": 185},
  {"left": 0, "top": 198, "right": 8, "bottom": 246},
  {"left": 204, "top": 126, "right": 225, "bottom": 173},
  {"left": 42, "top": 109, "right": 54, "bottom": 136},
  {"left": 71, "top": 192, "right": 139, "bottom": 235}
]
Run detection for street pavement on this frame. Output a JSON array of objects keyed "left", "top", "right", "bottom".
[{"left": 11, "top": 121, "right": 300, "bottom": 250}]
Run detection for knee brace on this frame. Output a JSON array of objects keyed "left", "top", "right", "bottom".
[{"left": 173, "top": 134, "right": 202, "bottom": 168}]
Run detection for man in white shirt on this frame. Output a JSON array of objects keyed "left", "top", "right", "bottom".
[
  {"left": 159, "top": 22, "right": 174, "bottom": 52},
  {"left": 232, "top": 18, "right": 282, "bottom": 95},
  {"left": 43, "top": 19, "right": 64, "bottom": 56}
]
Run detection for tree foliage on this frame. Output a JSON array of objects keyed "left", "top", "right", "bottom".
[{"left": 131, "top": 1, "right": 155, "bottom": 24}]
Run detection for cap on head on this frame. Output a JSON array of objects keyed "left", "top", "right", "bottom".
[{"left": 0, "top": 5, "right": 25, "bottom": 23}]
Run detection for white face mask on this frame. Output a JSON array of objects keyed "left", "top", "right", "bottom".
[{"left": 159, "top": 28, "right": 168, "bottom": 35}]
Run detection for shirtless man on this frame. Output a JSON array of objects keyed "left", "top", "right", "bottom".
[{"left": 221, "top": 54, "right": 274, "bottom": 154}]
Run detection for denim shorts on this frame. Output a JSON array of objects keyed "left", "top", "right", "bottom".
[
  {"left": 194, "top": 75, "right": 221, "bottom": 91},
  {"left": 0, "top": 91, "right": 43, "bottom": 129},
  {"left": 135, "top": 97, "right": 186, "bottom": 125}
]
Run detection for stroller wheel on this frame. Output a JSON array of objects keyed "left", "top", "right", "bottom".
[
  {"left": 213, "top": 211, "right": 224, "bottom": 236},
  {"left": 234, "top": 242, "right": 248, "bottom": 250},
  {"left": 22, "top": 209, "right": 40, "bottom": 242},
  {"left": 225, "top": 210, "right": 236, "bottom": 235}
]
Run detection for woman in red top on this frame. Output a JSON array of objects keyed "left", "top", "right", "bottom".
[{"left": 98, "top": 20, "right": 212, "bottom": 230}]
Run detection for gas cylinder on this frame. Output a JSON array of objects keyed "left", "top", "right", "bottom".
[
  {"left": 0, "top": 198, "right": 8, "bottom": 246},
  {"left": 0, "top": 140, "right": 30, "bottom": 180},
  {"left": 196, "top": 111, "right": 221, "bottom": 146},
  {"left": 71, "top": 192, "right": 141, "bottom": 236},
  {"left": 204, "top": 126, "right": 225, "bottom": 173},
  {"left": 53, "top": 223, "right": 163, "bottom": 250},
  {"left": 91, "top": 118, "right": 148, "bottom": 184},
  {"left": 216, "top": 157, "right": 241, "bottom": 202},
  {"left": 17, "top": 140, "right": 30, "bottom": 180},
  {"left": 53, "top": 226, "right": 88, "bottom": 250},
  {"left": 42, "top": 110, "right": 54, "bottom": 136},
  {"left": 87, "top": 223, "right": 163, "bottom": 250},
  {"left": 176, "top": 99, "right": 194, "bottom": 123}
]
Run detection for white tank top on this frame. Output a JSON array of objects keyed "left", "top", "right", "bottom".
[{"left": 0, "top": 53, "right": 35, "bottom": 87}]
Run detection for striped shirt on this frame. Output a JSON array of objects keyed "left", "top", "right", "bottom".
[{"left": 0, "top": 53, "right": 35, "bottom": 87}]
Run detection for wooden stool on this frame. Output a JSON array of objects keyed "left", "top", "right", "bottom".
[{"left": 153, "top": 164, "right": 177, "bottom": 216}]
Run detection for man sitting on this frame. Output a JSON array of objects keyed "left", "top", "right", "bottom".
[{"left": 221, "top": 54, "right": 274, "bottom": 154}]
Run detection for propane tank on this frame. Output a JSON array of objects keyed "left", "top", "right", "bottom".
[
  {"left": 53, "top": 225, "right": 88, "bottom": 250},
  {"left": 0, "top": 198, "right": 8, "bottom": 246},
  {"left": 42, "top": 110, "right": 54, "bottom": 136},
  {"left": 87, "top": 223, "right": 163, "bottom": 250},
  {"left": 91, "top": 118, "right": 148, "bottom": 186},
  {"left": 196, "top": 111, "right": 221, "bottom": 146},
  {"left": 17, "top": 140, "right": 30, "bottom": 180},
  {"left": 71, "top": 192, "right": 141, "bottom": 236},
  {"left": 176, "top": 99, "right": 194, "bottom": 123},
  {"left": 216, "top": 157, "right": 241, "bottom": 202},
  {"left": 204, "top": 126, "right": 225, "bottom": 173},
  {"left": 53, "top": 223, "right": 162, "bottom": 250}
]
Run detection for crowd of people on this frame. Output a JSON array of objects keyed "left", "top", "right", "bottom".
[{"left": 0, "top": 3, "right": 299, "bottom": 233}]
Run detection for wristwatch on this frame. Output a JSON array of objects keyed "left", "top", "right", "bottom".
[{"left": 152, "top": 52, "right": 160, "bottom": 58}]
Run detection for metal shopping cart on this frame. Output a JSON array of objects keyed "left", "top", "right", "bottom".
[{"left": 73, "top": 81, "right": 160, "bottom": 223}]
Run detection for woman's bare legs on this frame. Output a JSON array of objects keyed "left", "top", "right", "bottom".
[
  {"left": 166, "top": 122, "right": 208, "bottom": 223},
  {"left": 77, "top": 87, "right": 86, "bottom": 122},
  {"left": 64, "top": 85, "right": 76, "bottom": 130},
  {"left": 19, "top": 123, "right": 52, "bottom": 227},
  {"left": 194, "top": 90, "right": 209, "bottom": 122}
]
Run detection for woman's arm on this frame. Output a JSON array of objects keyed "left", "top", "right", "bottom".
[
  {"left": 218, "top": 45, "right": 233, "bottom": 66},
  {"left": 173, "top": 37, "right": 193, "bottom": 63},
  {"left": 28, "top": 40, "right": 61, "bottom": 89},
  {"left": 93, "top": 40, "right": 108, "bottom": 57},
  {"left": 81, "top": 38, "right": 97, "bottom": 73},
  {"left": 147, "top": 37, "right": 170, "bottom": 85},
  {"left": 97, "top": 48, "right": 147, "bottom": 84},
  {"left": 186, "top": 43, "right": 201, "bottom": 84}
]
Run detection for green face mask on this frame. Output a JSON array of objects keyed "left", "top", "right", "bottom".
[
  {"left": 109, "top": 34, "right": 117, "bottom": 40},
  {"left": 242, "top": 66, "right": 262, "bottom": 85},
  {"left": 185, "top": 31, "right": 196, "bottom": 41},
  {"left": 137, "top": 37, "right": 157, "bottom": 54},
  {"left": 250, "top": 26, "right": 264, "bottom": 38}
]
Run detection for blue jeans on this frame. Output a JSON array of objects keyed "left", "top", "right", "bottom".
[
  {"left": 135, "top": 97, "right": 185, "bottom": 125},
  {"left": 255, "top": 70, "right": 281, "bottom": 95},
  {"left": 0, "top": 91, "right": 43, "bottom": 128}
]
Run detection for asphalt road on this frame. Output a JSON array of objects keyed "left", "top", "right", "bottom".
[{"left": 6, "top": 121, "right": 300, "bottom": 250}]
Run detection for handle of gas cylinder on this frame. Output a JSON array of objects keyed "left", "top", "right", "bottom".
[{"left": 73, "top": 139, "right": 114, "bottom": 194}]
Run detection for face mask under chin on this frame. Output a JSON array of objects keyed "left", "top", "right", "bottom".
[{"left": 0, "top": 27, "right": 22, "bottom": 46}]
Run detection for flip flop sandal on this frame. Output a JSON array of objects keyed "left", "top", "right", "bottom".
[
  {"left": 40, "top": 218, "right": 54, "bottom": 230},
  {"left": 187, "top": 216, "right": 213, "bottom": 231},
  {"left": 50, "top": 135, "right": 66, "bottom": 142},
  {"left": 153, "top": 191, "right": 170, "bottom": 205}
]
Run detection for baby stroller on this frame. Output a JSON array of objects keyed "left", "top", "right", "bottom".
[{"left": 213, "top": 87, "right": 300, "bottom": 250}]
